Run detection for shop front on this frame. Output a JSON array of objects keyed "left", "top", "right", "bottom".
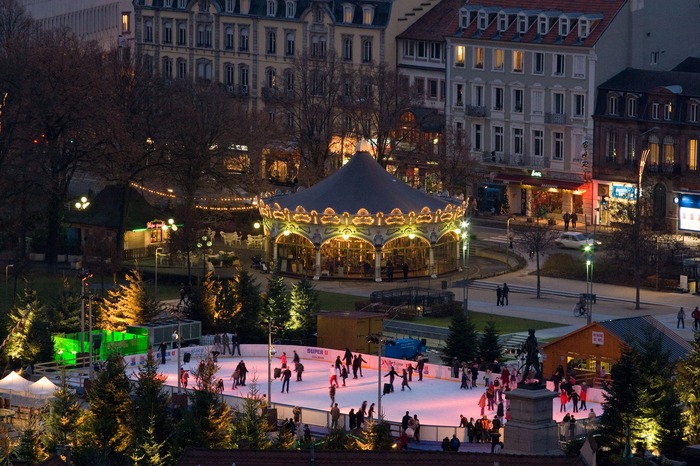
[{"left": 493, "top": 173, "right": 584, "bottom": 218}]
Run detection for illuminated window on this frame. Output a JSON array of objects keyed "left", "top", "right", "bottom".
[
  {"left": 122, "top": 13, "right": 131, "bottom": 33},
  {"left": 663, "top": 136, "right": 674, "bottom": 164},
  {"left": 493, "top": 49, "right": 504, "bottom": 70},
  {"left": 473, "top": 47, "right": 484, "bottom": 69},
  {"left": 689, "top": 139, "right": 698, "bottom": 171},
  {"left": 343, "top": 4, "right": 354, "bottom": 23},
  {"left": 455, "top": 46, "right": 465, "bottom": 67},
  {"left": 363, "top": 6, "right": 374, "bottom": 25},
  {"left": 664, "top": 101, "right": 672, "bottom": 120},
  {"left": 512, "top": 50, "right": 523, "bottom": 72}
]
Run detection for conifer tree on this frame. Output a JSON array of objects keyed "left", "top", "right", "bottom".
[
  {"left": 4, "top": 288, "right": 53, "bottom": 367},
  {"left": 49, "top": 277, "right": 82, "bottom": 334},
  {"left": 263, "top": 271, "right": 290, "bottom": 336},
  {"left": 12, "top": 417, "right": 47, "bottom": 465},
  {"left": 479, "top": 321, "right": 503, "bottom": 364},
  {"left": 677, "top": 333, "right": 700, "bottom": 444},
  {"left": 289, "top": 276, "right": 320, "bottom": 337},
  {"left": 99, "top": 269, "right": 161, "bottom": 331},
  {"left": 42, "top": 379, "right": 84, "bottom": 453},
  {"left": 354, "top": 419, "right": 394, "bottom": 451},
  {"left": 133, "top": 351, "right": 170, "bottom": 446},
  {"left": 185, "top": 272, "right": 219, "bottom": 333},
  {"left": 440, "top": 311, "right": 478, "bottom": 364},
  {"left": 228, "top": 378, "right": 271, "bottom": 450},
  {"left": 226, "top": 270, "right": 264, "bottom": 342},
  {"left": 130, "top": 415, "right": 172, "bottom": 466}
]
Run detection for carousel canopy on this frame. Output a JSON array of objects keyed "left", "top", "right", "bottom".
[{"left": 272, "top": 150, "right": 454, "bottom": 215}]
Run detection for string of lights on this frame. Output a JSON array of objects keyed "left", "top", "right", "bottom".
[{"left": 130, "top": 181, "right": 257, "bottom": 208}]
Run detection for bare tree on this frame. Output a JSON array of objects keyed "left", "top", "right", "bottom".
[
  {"left": 438, "top": 124, "right": 485, "bottom": 198},
  {"left": 513, "top": 223, "right": 558, "bottom": 298}
]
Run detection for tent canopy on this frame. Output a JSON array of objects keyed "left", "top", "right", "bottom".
[
  {"left": 27, "top": 376, "right": 58, "bottom": 398},
  {"left": 0, "top": 371, "right": 32, "bottom": 393}
]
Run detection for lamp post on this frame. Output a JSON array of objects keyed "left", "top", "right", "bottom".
[
  {"left": 267, "top": 319, "right": 276, "bottom": 407},
  {"left": 172, "top": 307, "right": 183, "bottom": 393},
  {"left": 634, "top": 128, "right": 658, "bottom": 309},
  {"left": 584, "top": 242, "right": 594, "bottom": 325},
  {"left": 458, "top": 220, "right": 470, "bottom": 315},
  {"left": 366, "top": 333, "right": 390, "bottom": 421},
  {"left": 197, "top": 234, "right": 213, "bottom": 277},
  {"left": 154, "top": 247, "right": 163, "bottom": 300},
  {"left": 79, "top": 270, "right": 92, "bottom": 359},
  {"left": 4, "top": 264, "right": 13, "bottom": 313}
]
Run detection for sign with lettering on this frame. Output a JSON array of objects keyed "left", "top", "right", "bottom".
[
  {"left": 531, "top": 170, "right": 542, "bottom": 177},
  {"left": 592, "top": 331, "right": 604, "bottom": 345}
]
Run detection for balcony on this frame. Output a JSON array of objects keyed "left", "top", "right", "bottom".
[
  {"left": 545, "top": 112, "right": 566, "bottom": 125},
  {"left": 465, "top": 105, "right": 486, "bottom": 117}
]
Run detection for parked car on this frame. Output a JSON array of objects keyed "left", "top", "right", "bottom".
[{"left": 555, "top": 232, "right": 591, "bottom": 249}]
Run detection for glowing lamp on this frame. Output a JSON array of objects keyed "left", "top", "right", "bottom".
[
  {"left": 283, "top": 230, "right": 290, "bottom": 236},
  {"left": 254, "top": 221, "right": 261, "bottom": 229},
  {"left": 408, "top": 233, "right": 415, "bottom": 240}
]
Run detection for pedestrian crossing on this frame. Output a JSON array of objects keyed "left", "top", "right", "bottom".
[{"left": 480, "top": 234, "right": 510, "bottom": 245}]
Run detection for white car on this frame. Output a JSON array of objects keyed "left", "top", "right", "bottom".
[{"left": 555, "top": 232, "right": 591, "bottom": 249}]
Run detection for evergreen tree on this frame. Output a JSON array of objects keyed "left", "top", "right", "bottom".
[
  {"left": 0, "top": 423, "right": 13, "bottom": 466},
  {"left": 263, "top": 271, "right": 290, "bottom": 337},
  {"left": 354, "top": 419, "right": 394, "bottom": 451},
  {"left": 184, "top": 272, "right": 219, "bottom": 334},
  {"left": 227, "top": 270, "right": 264, "bottom": 342},
  {"left": 133, "top": 351, "right": 170, "bottom": 446},
  {"left": 501, "top": 191, "right": 510, "bottom": 214},
  {"left": 228, "top": 378, "right": 271, "bottom": 450},
  {"left": 677, "top": 333, "right": 700, "bottom": 444},
  {"left": 12, "top": 417, "right": 47, "bottom": 465},
  {"left": 48, "top": 277, "right": 82, "bottom": 334},
  {"left": 656, "top": 385, "right": 686, "bottom": 456},
  {"left": 440, "top": 311, "right": 478, "bottom": 364},
  {"left": 81, "top": 353, "right": 134, "bottom": 464},
  {"left": 99, "top": 269, "right": 161, "bottom": 331},
  {"left": 42, "top": 378, "right": 84, "bottom": 453},
  {"left": 4, "top": 288, "right": 53, "bottom": 367},
  {"left": 130, "top": 415, "right": 172, "bottom": 466},
  {"left": 289, "top": 276, "right": 320, "bottom": 338},
  {"left": 479, "top": 321, "right": 503, "bottom": 364}
]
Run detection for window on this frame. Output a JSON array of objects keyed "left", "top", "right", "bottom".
[
  {"left": 538, "top": 16, "right": 548, "bottom": 35},
  {"left": 197, "top": 24, "right": 211, "bottom": 47},
  {"left": 163, "top": 21, "right": 172, "bottom": 44},
  {"left": 361, "top": 38, "right": 372, "bottom": 63},
  {"left": 460, "top": 11, "right": 469, "bottom": 28},
  {"left": 224, "top": 26, "right": 234, "bottom": 50},
  {"left": 512, "top": 51, "right": 523, "bottom": 72},
  {"left": 199, "top": 0, "right": 209, "bottom": 12},
  {"left": 267, "top": 30, "right": 276, "bottom": 54},
  {"left": 343, "top": 5, "right": 354, "bottom": 23},
  {"left": 554, "top": 54, "right": 565, "bottom": 76},
  {"left": 224, "top": 64, "right": 234, "bottom": 85},
  {"left": 428, "top": 79, "right": 438, "bottom": 99},
  {"left": 163, "top": 57, "right": 173, "bottom": 80},
  {"left": 267, "top": 0, "right": 277, "bottom": 16},
  {"left": 455, "top": 84, "right": 464, "bottom": 106},
  {"left": 608, "top": 95, "right": 618, "bottom": 115},
  {"left": 122, "top": 12, "right": 131, "bottom": 33},
  {"left": 240, "top": 0, "right": 249, "bottom": 13},
  {"left": 197, "top": 60, "right": 212, "bottom": 81},
  {"left": 578, "top": 18, "right": 589, "bottom": 38},
  {"left": 165, "top": 1, "right": 173, "bottom": 8},
  {"left": 690, "top": 139, "right": 698, "bottom": 171},
  {"left": 266, "top": 68, "right": 276, "bottom": 89},
  {"left": 533, "top": 52, "right": 544, "bottom": 75},
  {"left": 225, "top": 0, "right": 234, "bottom": 13},
  {"left": 343, "top": 37, "right": 352, "bottom": 61},
  {"left": 664, "top": 101, "right": 672, "bottom": 120},
  {"left": 473, "top": 84, "right": 484, "bottom": 107},
  {"left": 430, "top": 43, "right": 442, "bottom": 60},
  {"left": 474, "top": 47, "right": 484, "bottom": 69},
  {"left": 417, "top": 41, "right": 427, "bottom": 59},
  {"left": 513, "top": 128, "right": 524, "bottom": 155},
  {"left": 143, "top": 54, "right": 153, "bottom": 74},
  {"left": 178, "top": 0, "right": 186, "bottom": 7},
  {"left": 493, "top": 49, "right": 504, "bottom": 71},
  {"left": 531, "top": 89, "right": 544, "bottom": 115},
  {"left": 517, "top": 14, "right": 527, "bottom": 34},
  {"left": 689, "top": 102, "right": 699, "bottom": 123},
  {"left": 553, "top": 132, "right": 564, "bottom": 160},
  {"left": 553, "top": 92, "right": 564, "bottom": 114},
  {"left": 627, "top": 97, "right": 637, "bottom": 117},
  {"left": 177, "top": 59, "right": 187, "bottom": 79},
  {"left": 651, "top": 51, "right": 659, "bottom": 65},
  {"left": 573, "top": 55, "right": 585, "bottom": 78},
  {"left": 286, "top": 32, "right": 295, "bottom": 56},
  {"left": 240, "top": 27, "right": 249, "bottom": 51},
  {"left": 440, "top": 80, "right": 446, "bottom": 101},
  {"left": 663, "top": 136, "right": 674, "bottom": 164},
  {"left": 651, "top": 102, "right": 659, "bottom": 119},
  {"left": 404, "top": 40, "right": 415, "bottom": 58},
  {"left": 284, "top": 69, "right": 294, "bottom": 92},
  {"left": 144, "top": 18, "right": 153, "bottom": 42},
  {"left": 414, "top": 78, "right": 424, "bottom": 97},
  {"left": 239, "top": 66, "right": 249, "bottom": 90},
  {"left": 286, "top": 0, "right": 296, "bottom": 18},
  {"left": 178, "top": 22, "right": 186, "bottom": 45},
  {"left": 574, "top": 94, "right": 585, "bottom": 118},
  {"left": 498, "top": 12, "right": 508, "bottom": 33},
  {"left": 512, "top": 88, "right": 523, "bottom": 113},
  {"left": 606, "top": 131, "right": 617, "bottom": 161},
  {"left": 649, "top": 138, "right": 659, "bottom": 165},
  {"left": 493, "top": 87, "right": 504, "bottom": 110},
  {"left": 473, "top": 124, "right": 482, "bottom": 150},
  {"left": 311, "top": 35, "right": 326, "bottom": 57},
  {"left": 494, "top": 126, "right": 504, "bottom": 153},
  {"left": 533, "top": 129, "right": 544, "bottom": 157},
  {"left": 625, "top": 132, "right": 636, "bottom": 163},
  {"left": 455, "top": 46, "right": 465, "bottom": 67},
  {"left": 478, "top": 12, "right": 487, "bottom": 31},
  {"left": 315, "top": 7, "right": 323, "bottom": 22},
  {"left": 558, "top": 17, "right": 569, "bottom": 36},
  {"left": 363, "top": 6, "right": 374, "bottom": 25}
]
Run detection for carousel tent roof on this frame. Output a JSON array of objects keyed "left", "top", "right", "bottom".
[{"left": 273, "top": 150, "right": 453, "bottom": 214}]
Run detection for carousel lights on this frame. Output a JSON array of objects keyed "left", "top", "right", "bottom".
[
  {"left": 408, "top": 233, "right": 416, "bottom": 240},
  {"left": 283, "top": 230, "right": 290, "bottom": 236},
  {"left": 254, "top": 221, "right": 261, "bottom": 229}
]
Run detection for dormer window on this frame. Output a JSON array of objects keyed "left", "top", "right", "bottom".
[
  {"left": 578, "top": 18, "right": 589, "bottom": 38},
  {"left": 199, "top": 0, "right": 208, "bottom": 12},
  {"left": 460, "top": 11, "right": 469, "bottom": 28},
  {"left": 478, "top": 11, "right": 488, "bottom": 31},
  {"left": 343, "top": 4, "right": 355, "bottom": 23},
  {"left": 498, "top": 12, "right": 507, "bottom": 33},
  {"left": 362, "top": 5, "right": 375, "bottom": 25},
  {"left": 559, "top": 17, "right": 569, "bottom": 37},
  {"left": 538, "top": 15, "right": 548, "bottom": 35},
  {"left": 267, "top": 0, "right": 277, "bottom": 17},
  {"left": 517, "top": 14, "right": 527, "bottom": 34},
  {"left": 286, "top": 0, "right": 296, "bottom": 18},
  {"left": 315, "top": 7, "right": 323, "bottom": 22},
  {"left": 664, "top": 101, "right": 673, "bottom": 120},
  {"left": 225, "top": 0, "right": 234, "bottom": 13},
  {"left": 240, "top": 0, "right": 250, "bottom": 14},
  {"left": 178, "top": 0, "right": 186, "bottom": 8}
]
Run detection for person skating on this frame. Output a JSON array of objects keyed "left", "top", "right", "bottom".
[
  {"left": 384, "top": 365, "right": 398, "bottom": 393},
  {"left": 399, "top": 368, "right": 411, "bottom": 391}
]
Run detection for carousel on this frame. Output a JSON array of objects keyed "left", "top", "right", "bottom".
[{"left": 257, "top": 141, "right": 466, "bottom": 281}]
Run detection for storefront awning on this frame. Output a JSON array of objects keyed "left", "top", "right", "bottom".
[{"left": 493, "top": 174, "right": 583, "bottom": 191}]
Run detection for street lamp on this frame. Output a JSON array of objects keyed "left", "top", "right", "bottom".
[
  {"left": 172, "top": 312, "right": 182, "bottom": 393},
  {"left": 197, "top": 234, "right": 213, "bottom": 276},
  {"left": 74, "top": 196, "right": 90, "bottom": 210},
  {"left": 4, "top": 264, "right": 13, "bottom": 313},
  {"left": 634, "top": 127, "right": 658, "bottom": 309},
  {"left": 366, "top": 333, "right": 392, "bottom": 421},
  {"left": 584, "top": 242, "right": 594, "bottom": 325},
  {"left": 457, "top": 220, "right": 470, "bottom": 315},
  {"left": 267, "top": 320, "right": 276, "bottom": 407},
  {"left": 154, "top": 247, "right": 164, "bottom": 300},
  {"left": 79, "top": 270, "right": 92, "bottom": 360}
]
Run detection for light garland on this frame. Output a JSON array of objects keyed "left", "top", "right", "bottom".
[{"left": 130, "top": 181, "right": 256, "bottom": 208}]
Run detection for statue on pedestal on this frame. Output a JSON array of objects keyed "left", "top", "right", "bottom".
[{"left": 518, "top": 328, "right": 543, "bottom": 388}]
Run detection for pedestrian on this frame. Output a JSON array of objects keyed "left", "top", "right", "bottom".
[
  {"left": 158, "top": 341, "right": 167, "bottom": 365},
  {"left": 484, "top": 367, "right": 492, "bottom": 387},
  {"left": 387, "top": 261, "right": 394, "bottom": 281},
  {"left": 412, "top": 414, "right": 421, "bottom": 443},
  {"left": 349, "top": 408, "right": 357, "bottom": 430},
  {"left": 221, "top": 332, "right": 231, "bottom": 355},
  {"left": 329, "top": 385, "right": 336, "bottom": 407},
  {"left": 467, "top": 417, "right": 475, "bottom": 443},
  {"left": 352, "top": 355, "right": 360, "bottom": 379},
  {"left": 490, "top": 416, "right": 501, "bottom": 453},
  {"left": 579, "top": 383, "right": 588, "bottom": 410},
  {"left": 470, "top": 361, "right": 479, "bottom": 388},
  {"left": 356, "top": 354, "right": 367, "bottom": 377},
  {"left": 402, "top": 262, "right": 409, "bottom": 281},
  {"left": 563, "top": 212, "right": 570, "bottom": 231},
  {"left": 330, "top": 403, "right": 340, "bottom": 429},
  {"left": 178, "top": 283, "right": 187, "bottom": 305},
  {"left": 279, "top": 351, "right": 288, "bottom": 368},
  {"left": 486, "top": 383, "right": 495, "bottom": 410},
  {"left": 238, "top": 360, "right": 248, "bottom": 385},
  {"left": 180, "top": 368, "right": 189, "bottom": 389},
  {"left": 441, "top": 437, "right": 450, "bottom": 451},
  {"left": 450, "top": 434, "right": 461, "bottom": 451},
  {"left": 570, "top": 389, "right": 579, "bottom": 413},
  {"left": 400, "top": 368, "right": 411, "bottom": 391},
  {"left": 334, "top": 355, "right": 342, "bottom": 370},
  {"left": 416, "top": 354, "right": 425, "bottom": 381},
  {"left": 678, "top": 307, "right": 686, "bottom": 329},
  {"left": 231, "top": 366, "right": 240, "bottom": 389},
  {"left": 368, "top": 402, "right": 375, "bottom": 419},
  {"left": 232, "top": 331, "right": 241, "bottom": 356},
  {"left": 568, "top": 415, "right": 576, "bottom": 440},
  {"left": 384, "top": 365, "right": 398, "bottom": 393},
  {"left": 216, "top": 378, "right": 224, "bottom": 394},
  {"left": 304, "top": 424, "right": 311, "bottom": 442},
  {"left": 356, "top": 408, "right": 364, "bottom": 430},
  {"left": 571, "top": 212, "right": 578, "bottom": 229},
  {"left": 402, "top": 411, "right": 411, "bottom": 432},
  {"left": 406, "top": 364, "right": 416, "bottom": 382},
  {"left": 295, "top": 361, "right": 304, "bottom": 381},
  {"left": 502, "top": 283, "right": 509, "bottom": 306},
  {"left": 559, "top": 390, "right": 568, "bottom": 412},
  {"left": 693, "top": 306, "right": 700, "bottom": 331},
  {"left": 213, "top": 333, "right": 222, "bottom": 353},
  {"left": 329, "top": 365, "right": 339, "bottom": 387},
  {"left": 496, "top": 286, "right": 503, "bottom": 306},
  {"left": 478, "top": 391, "right": 486, "bottom": 416},
  {"left": 293, "top": 350, "right": 300, "bottom": 365},
  {"left": 451, "top": 357, "right": 460, "bottom": 378},
  {"left": 340, "top": 365, "right": 348, "bottom": 386},
  {"left": 293, "top": 406, "right": 301, "bottom": 423},
  {"left": 343, "top": 347, "right": 353, "bottom": 374},
  {"left": 460, "top": 363, "right": 469, "bottom": 389},
  {"left": 398, "top": 429, "right": 409, "bottom": 450},
  {"left": 281, "top": 366, "right": 292, "bottom": 393}
]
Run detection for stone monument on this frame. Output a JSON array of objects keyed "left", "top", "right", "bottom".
[{"left": 503, "top": 329, "right": 561, "bottom": 455}]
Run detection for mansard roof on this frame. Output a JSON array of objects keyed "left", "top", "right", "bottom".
[
  {"left": 598, "top": 67, "right": 700, "bottom": 97},
  {"left": 397, "top": 0, "right": 462, "bottom": 41}
]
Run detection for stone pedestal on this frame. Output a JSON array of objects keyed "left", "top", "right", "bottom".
[{"left": 503, "top": 387, "right": 561, "bottom": 455}]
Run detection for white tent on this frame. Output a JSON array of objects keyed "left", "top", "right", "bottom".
[
  {"left": 27, "top": 376, "right": 58, "bottom": 399},
  {"left": 0, "top": 371, "right": 32, "bottom": 394}
]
